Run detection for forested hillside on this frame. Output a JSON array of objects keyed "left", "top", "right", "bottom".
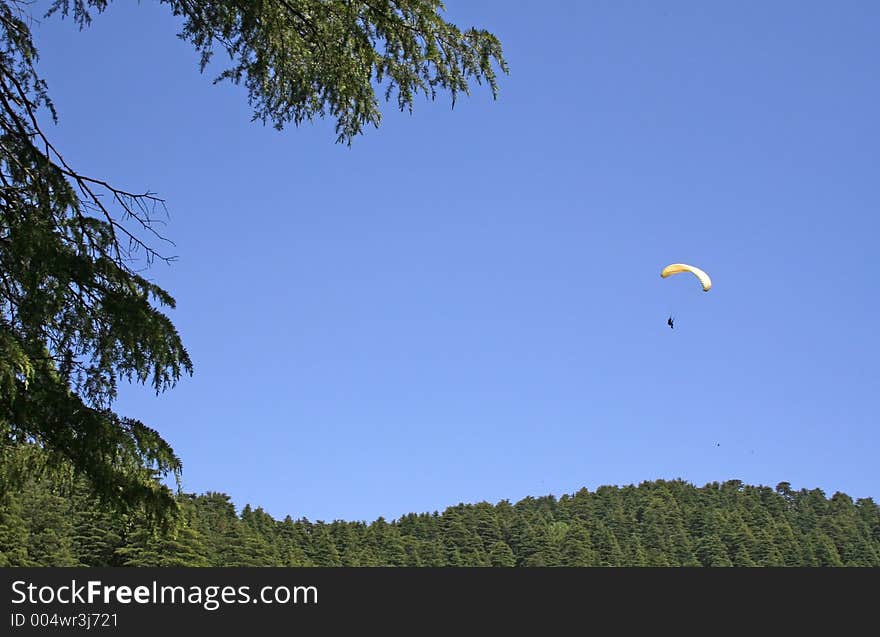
[{"left": 1, "top": 448, "right": 878, "bottom": 567}]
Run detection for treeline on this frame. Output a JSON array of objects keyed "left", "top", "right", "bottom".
[{"left": 1, "top": 454, "right": 878, "bottom": 567}]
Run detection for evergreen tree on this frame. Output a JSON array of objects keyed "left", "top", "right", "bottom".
[
  {"left": 72, "top": 509, "right": 123, "bottom": 567},
  {"left": 0, "top": 0, "right": 506, "bottom": 522},
  {"left": 219, "top": 523, "right": 281, "bottom": 567},
  {"left": 418, "top": 540, "right": 447, "bottom": 567},
  {"left": 372, "top": 521, "right": 408, "bottom": 567},
  {"left": 71, "top": 486, "right": 124, "bottom": 567},
  {"left": 116, "top": 523, "right": 211, "bottom": 567},
  {"left": 488, "top": 541, "right": 516, "bottom": 567},
  {"left": 626, "top": 535, "right": 649, "bottom": 567},
  {"left": 277, "top": 516, "right": 313, "bottom": 567},
  {"left": 331, "top": 521, "right": 365, "bottom": 566},
  {"left": 440, "top": 508, "right": 488, "bottom": 566},
  {"left": 695, "top": 534, "right": 733, "bottom": 567},
  {"left": 560, "top": 523, "right": 597, "bottom": 566},
  {"left": 0, "top": 494, "right": 32, "bottom": 566},
  {"left": 21, "top": 481, "right": 79, "bottom": 566},
  {"left": 751, "top": 529, "right": 785, "bottom": 567},
  {"left": 190, "top": 492, "right": 240, "bottom": 565},
  {"left": 639, "top": 497, "right": 673, "bottom": 565},
  {"left": 720, "top": 514, "right": 756, "bottom": 567},
  {"left": 591, "top": 521, "right": 624, "bottom": 567},
  {"left": 3, "top": 470, "right": 880, "bottom": 568},
  {"left": 772, "top": 520, "right": 805, "bottom": 567},
  {"left": 400, "top": 536, "right": 423, "bottom": 567},
  {"left": 308, "top": 525, "right": 342, "bottom": 567},
  {"left": 507, "top": 514, "right": 555, "bottom": 567},
  {"left": 470, "top": 502, "right": 503, "bottom": 553},
  {"left": 812, "top": 532, "right": 844, "bottom": 567},
  {"left": 541, "top": 520, "right": 569, "bottom": 566}
]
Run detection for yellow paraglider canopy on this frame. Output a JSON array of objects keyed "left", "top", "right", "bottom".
[{"left": 661, "top": 263, "right": 712, "bottom": 292}]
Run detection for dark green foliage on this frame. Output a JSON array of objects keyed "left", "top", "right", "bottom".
[
  {"left": 488, "top": 540, "right": 516, "bottom": 567},
  {"left": 115, "top": 524, "right": 211, "bottom": 567},
  {"left": 1, "top": 0, "right": 192, "bottom": 522},
  {"left": 1, "top": 0, "right": 506, "bottom": 525},
  {"left": 308, "top": 525, "right": 343, "bottom": 567},
  {"left": 2, "top": 449, "right": 879, "bottom": 567},
  {"left": 695, "top": 534, "right": 733, "bottom": 567},
  {"left": 47, "top": 0, "right": 508, "bottom": 145},
  {"left": 71, "top": 504, "right": 124, "bottom": 567},
  {"left": 20, "top": 480, "right": 80, "bottom": 566},
  {"left": 0, "top": 493, "right": 31, "bottom": 566},
  {"left": 559, "top": 522, "right": 596, "bottom": 566}
]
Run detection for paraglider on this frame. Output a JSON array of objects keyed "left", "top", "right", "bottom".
[
  {"left": 660, "top": 263, "right": 712, "bottom": 292},
  {"left": 661, "top": 263, "right": 711, "bottom": 328}
]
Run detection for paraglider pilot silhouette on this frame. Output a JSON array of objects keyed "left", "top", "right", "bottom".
[{"left": 661, "top": 263, "right": 711, "bottom": 329}]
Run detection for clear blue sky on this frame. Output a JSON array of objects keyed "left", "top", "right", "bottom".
[{"left": 31, "top": 1, "right": 879, "bottom": 522}]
